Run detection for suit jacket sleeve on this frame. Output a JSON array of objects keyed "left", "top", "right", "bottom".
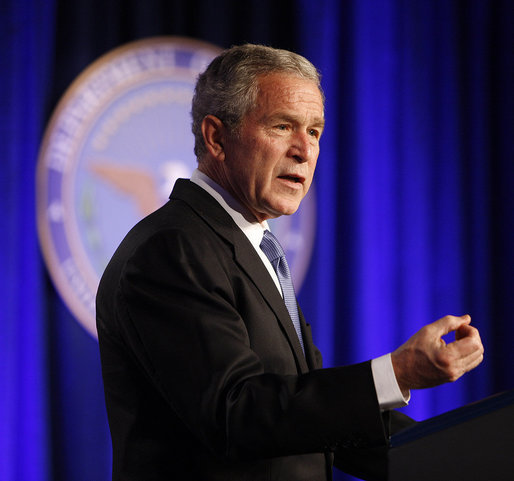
[{"left": 333, "top": 409, "right": 416, "bottom": 480}]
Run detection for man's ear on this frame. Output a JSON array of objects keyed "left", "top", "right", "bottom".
[{"left": 201, "top": 115, "right": 226, "bottom": 161}]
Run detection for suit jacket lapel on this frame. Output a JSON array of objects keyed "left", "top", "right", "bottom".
[
  {"left": 231, "top": 238, "right": 309, "bottom": 373},
  {"left": 170, "top": 179, "right": 310, "bottom": 373}
]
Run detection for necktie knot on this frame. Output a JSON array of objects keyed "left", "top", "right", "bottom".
[{"left": 259, "top": 229, "right": 285, "bottom": 264}]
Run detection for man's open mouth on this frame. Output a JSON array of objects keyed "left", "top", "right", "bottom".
[{"left": 279, "top": 174, "right": 303, "bottom": 183}]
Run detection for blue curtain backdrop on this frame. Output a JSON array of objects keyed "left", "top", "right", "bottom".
[{"left": 1, "top": 1, "right": 512, "bottom": 480}]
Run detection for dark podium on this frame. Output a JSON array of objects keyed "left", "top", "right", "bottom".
[{"left": 388, "top": 389, "right": 514, "bottom": 480}]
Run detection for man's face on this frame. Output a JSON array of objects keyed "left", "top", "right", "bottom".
[{"left": 220, "top": 73, "right": 324, "bottom": 222}]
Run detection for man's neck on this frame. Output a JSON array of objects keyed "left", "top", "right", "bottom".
[{"left": 191, "top": 168, "right": 267, "bottom": 227}]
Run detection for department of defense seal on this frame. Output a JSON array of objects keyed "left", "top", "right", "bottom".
[{"left": 36, "top": 36, "right": 316, "bottom": 338}]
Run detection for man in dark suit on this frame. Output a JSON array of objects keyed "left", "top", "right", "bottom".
[{"left": 96, "top": 44, "right": 484, "bottom": 480}]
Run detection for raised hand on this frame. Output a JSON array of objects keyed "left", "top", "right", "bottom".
[{"left": 391, "top": 315, "right": 484, "bottom": 396}]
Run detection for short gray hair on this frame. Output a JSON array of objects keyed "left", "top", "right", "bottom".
[{"left": 191, "top": 44, "right": 324, "bottom": 159}]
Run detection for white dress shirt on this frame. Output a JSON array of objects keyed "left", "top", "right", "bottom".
[{"left": 190, "top": 169, "right": 409, "bottom": 410}]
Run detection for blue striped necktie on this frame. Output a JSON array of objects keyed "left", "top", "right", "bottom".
[{"left": 260, "top": 229, "right": 304, "bottom": 353}]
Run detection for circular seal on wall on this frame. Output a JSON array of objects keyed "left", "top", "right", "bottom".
[{"left": 37, "top": 36, "right": 317, "bottom": 338}]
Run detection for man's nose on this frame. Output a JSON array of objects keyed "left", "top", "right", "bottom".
[{"left": 288, "top": 132, "right": 316, "bottom": 163}]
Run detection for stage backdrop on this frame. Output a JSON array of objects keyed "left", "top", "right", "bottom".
[{"left": 1, "top": 1, "right": 512, "bottom": 481}]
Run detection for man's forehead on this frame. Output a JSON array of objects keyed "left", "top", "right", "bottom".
[
  {"left": 256, "top": 72, "right": 322, "bottom": 95},
  {"left": 253, "top": 73, "right": 325, "bottom": 117}
]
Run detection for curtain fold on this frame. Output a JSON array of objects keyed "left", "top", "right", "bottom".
[{"left": 1, "top": 1, "right": 57, "bottom": 480}]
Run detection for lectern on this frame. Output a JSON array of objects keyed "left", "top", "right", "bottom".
[{"left": 388, "top": 389, "right": 514, "bottom": 480}]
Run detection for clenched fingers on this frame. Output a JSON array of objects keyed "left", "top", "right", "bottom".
[{"left": 435, "top": 329, "right": 484, "bottom": 382}]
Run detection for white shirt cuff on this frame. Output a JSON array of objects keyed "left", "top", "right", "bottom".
[{"left": 371, "top": 353, "right": 410, "bottom": 410}]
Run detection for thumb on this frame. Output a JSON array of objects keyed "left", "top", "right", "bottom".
[{"left": 433, "top": 314, "right": 471, "bottom": 336}]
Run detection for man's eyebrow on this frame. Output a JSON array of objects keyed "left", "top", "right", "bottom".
[
  {"left": 311, "top": 118, "right": 325, "bottom": 130},
  {"left": 267, "top": 112, "right": 325, "bottom": 129}
]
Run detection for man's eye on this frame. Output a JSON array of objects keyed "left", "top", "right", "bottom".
[
  {"left": 309, "top": 129, "right": 320, "bottom": 138},
  {"left": 276, "top": 124, "right": 288, "bottom": 130}
]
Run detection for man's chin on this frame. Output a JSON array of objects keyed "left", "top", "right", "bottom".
[{"left": 262, "top": 203, "right": 301, "bottom": 220}]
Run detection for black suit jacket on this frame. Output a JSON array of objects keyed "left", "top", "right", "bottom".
[{"left": 96, "top": 179, "right": 398, "bottom": 481}]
